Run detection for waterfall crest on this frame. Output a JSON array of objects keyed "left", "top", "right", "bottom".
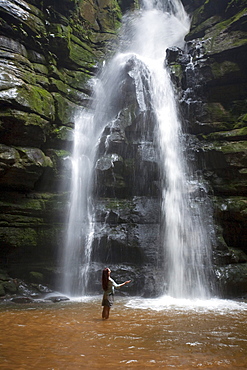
[{"left": 62, "top": 0, "right": 214, "bottom": 298}]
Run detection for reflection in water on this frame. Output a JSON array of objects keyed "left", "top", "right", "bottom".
[{"left": 1, "top": 297, "right": 247, "bottom": 369}]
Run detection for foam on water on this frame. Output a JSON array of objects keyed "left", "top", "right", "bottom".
[{"left": 125, "top": 296, "right": 247, "bottom": 312}]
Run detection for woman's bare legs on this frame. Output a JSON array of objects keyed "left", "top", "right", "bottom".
[{"left": 102, "top": 306, "right": 110, "bottom": 319}]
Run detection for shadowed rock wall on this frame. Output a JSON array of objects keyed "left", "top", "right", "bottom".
[
  {"left": 0, "top": 0, "right": 123, "bottom": 292},
  {"left": 172, "top": 0, "right": 247, "bottom": 297}
]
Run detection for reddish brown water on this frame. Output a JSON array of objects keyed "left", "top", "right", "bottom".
[{"left": 1, "top": 296, "right": 247, "bottom": 369}]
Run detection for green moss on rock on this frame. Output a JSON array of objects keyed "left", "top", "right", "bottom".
[
  {"left": 52, "top": 92, "right": 80, "bottom": 124},
  {"left": 234, "top": 113, "right": 247, "bottom": 129},
  {"left": 211, "top": 60, "right": 241, "bottom": 80},
  {"left": 0, "top": 110, "right": 49, "bottom": 147},
  {"left": 0, "top": 85, "right": 55, "bottom": 120},
  {"left": 67, "top": 38, "right": 96, "bottom": 69},
  {"left": 0, "top": 0, "right": 46, "bottom": 36},
  {"left": 211, "top": 140, "right": 247, "bottom": 154},
  {"left": 29, "top": 271, "right": 44, "bottom": 283},
  {"left": 204, "top": 127, "right": 247, "bottom": 141},
  {"left": 0, "top": 227, "right": 38, "bottom": 249},
  {"left": 2, "top": 280, "right": 17, "bottom": 293},
  {"left": 204, "top": 102, "right": 234, "bottom": 130}
]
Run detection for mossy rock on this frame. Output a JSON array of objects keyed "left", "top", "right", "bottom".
[
  {"left": 47, "top": 23, "right": 96, "bottom": 69},
  {"left": 203, "top": 102, "right": 234, "bottom": 130},
  {"left": 188, "top": 14, "right": 221, "bottom": 39},
  {"left": 202, "top": 141, "right": 247, "bottom": 173},
  {"left": 204, "top": 127, "right": 247, "bottom": 141},
  {"left": 16, "top": 147, "right": 53, "bottom": 168},
  {"left": 0, "top": 61, "right": 36, "bottom": 89},
  {"left": 210, "top": 29, "right": 246, "bottom": 56},
  {"left": 210, "top": 60, "right": 242, "bottom": 82},
  {"left": 66, "top": 37, "right": 96, "bottom": 69},
  {"left": 29, "top": 271, "right": 44, "bottom": 284},
  {"left": 187, "top": 2, "right": 247, "bottom": 41},
  {"left": 0, "top": 110, "right": 49, "bottom": 147},
  {"left": 47, "top": 125, "right": 74, "bottom": 151},
  {"left": 0, "top": 191, "right": 69, "bottom": 225},
  {"left": 2, "top": 280, "right": 17, "bottom": 293},
  {"left": 32, "top": 63, "right": 49, "bottom": 76},
  {"left": 0, "top": 84, "right": 55, "bottom": 120},
  {"left": 51, "top": 66, "right": 91, "bottom": 92},
  {"left": 96, "top": 0, "right": 122, "bottom": 31},
  {"left": 52, "top": 92, "right": 81, "bottom": 125},
  {"left": 215, "top": 196, "right": 247, "bottom": 217},
  {"left": 168, "top": 63, "right": 183, "bottom": 83},
  {"left": 214, "top": 196, "right": 247, "bottom": 252},
  {"left": 215, "top": 140, "right": 247, "bottom": 155},
  {"left": 49, "top": 77, "right": 90, "bottom": 105},
  {"left": 234, "top": 113, "right": 247, "bottom": 129},
  {"left": 0, "top": 144, "right": 20, "bottom": 165},
  {"left": 0, "top": 0, "right": 46, "bottom": 35},
  {"left": 0, "top": 227, "right": 38, "bottom": 249},
  {"left": 47, "top": 23, "right": 72, "bottom": 58},
  {"left": 43, "top": 149, "right": 72, "bottom": 190},
  {"left": 0, "top": 145, "right": 53, "bottom": 190}
]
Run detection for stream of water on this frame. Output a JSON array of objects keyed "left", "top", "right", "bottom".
[
  {"left": 61, "top": 109, "right": 96, "bottom": 296},
  {"left": 1, "top": 297, "right": 247, "bottom": 369}
]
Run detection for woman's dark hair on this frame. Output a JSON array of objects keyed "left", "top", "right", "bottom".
[{"left": 102, "top": 268, "right": 109, "bottom": 291}]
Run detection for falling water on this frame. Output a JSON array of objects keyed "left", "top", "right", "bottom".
[
  {"left": 61, "top": 109, "right": 95, "bottom": 295},
  {"left": 62, "top": 0, "right": 214, "bottom": 298},
  {"left": 117, "top": 0, "right": 214, "bottom": 298}
]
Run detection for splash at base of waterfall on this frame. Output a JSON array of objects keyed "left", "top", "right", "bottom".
[{"left": 126, "top": 296, "right": 247, "bottom": 312}]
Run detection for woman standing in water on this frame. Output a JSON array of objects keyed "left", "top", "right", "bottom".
[{"left": 102, "top": 268, "right": 131, "bottom": 319}]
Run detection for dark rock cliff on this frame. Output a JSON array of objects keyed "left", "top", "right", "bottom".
[
  {"left": 171, "top": 0, "right": 247, "bottom": 297},
  {"left": 0, "top": 0, "right": 246, "bottom": 298},
  {"left": 0, "top": 0, "right": 123, "bottom": 294}
]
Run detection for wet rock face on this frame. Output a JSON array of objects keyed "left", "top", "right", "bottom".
[
  {"left": 89, "top": 197, "right": 163, "bottom": 296},
  {"left": 171, "top": 0, "right": 247, "bottom": 297},
  {"left": 90, "top": 55, "right": 163, "bottom": 296},
  {"left": 0, "top": 0, "right": 123, "bottom": 288}
]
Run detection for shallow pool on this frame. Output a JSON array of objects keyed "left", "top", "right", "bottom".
[{"left": 1, "top": 296, "right": 247, "bottom": 369}]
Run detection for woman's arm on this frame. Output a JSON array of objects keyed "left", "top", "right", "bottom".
[
  {"left": 111, "top": 278, "right": 131, "bottom": 288},
  {"left": 117, "top": 280, "right": 131, "bottom": 287}
]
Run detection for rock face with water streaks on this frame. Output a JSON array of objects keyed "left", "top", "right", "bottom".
[
  {"left": 89, "top": 56, "right": 163, "bottom": 296},
  {"left": 0, "top": 0, "right": 246, "bottom": 298},
  {"left": 168, "top": 0, "right": 247, "bottom": 297}
]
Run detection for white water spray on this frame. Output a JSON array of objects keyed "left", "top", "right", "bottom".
[{"left": 62, "top": 0, "right": 214, "bottom": 298}]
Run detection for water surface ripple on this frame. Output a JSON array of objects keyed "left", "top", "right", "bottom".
[{"left": 1, "top": 297, "right": 247, "bottom": 369}]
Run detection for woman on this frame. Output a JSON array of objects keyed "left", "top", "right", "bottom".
[{"left": 101, "top": 268, "right": 131, "bottom": 319}]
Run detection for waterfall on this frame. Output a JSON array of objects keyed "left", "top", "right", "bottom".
[
  {"left": 61, "top": 109, "right": 95, "bottom": 296},
  {"left": 62, "top": 0, "right": 214, "bottom": 298},
  {"left": 155, "top": 66, "right": 213, "bottom": 298}
]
